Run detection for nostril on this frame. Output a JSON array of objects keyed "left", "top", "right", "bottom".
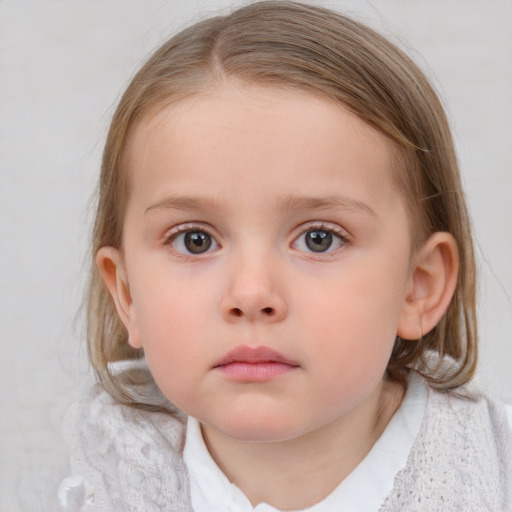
[{"left": 226, "top": 306, "right": 277, "bottom": 318}]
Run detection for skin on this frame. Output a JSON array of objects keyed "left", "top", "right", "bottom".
[{"left": 98, "top": 82, "right": 458, "bottom": 509}]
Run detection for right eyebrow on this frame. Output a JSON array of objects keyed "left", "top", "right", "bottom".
[{"left": 144, "top": 195, "right": 223, "bottom": 215}]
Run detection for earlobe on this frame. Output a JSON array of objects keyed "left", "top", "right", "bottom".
[
  {"left": 96, "top": 247, "right": 142, "bottom": 349},
  {"left": 397, "top": 232, "right": 459, "bottom": 340}
]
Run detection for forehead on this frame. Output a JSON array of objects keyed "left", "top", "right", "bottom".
[{"left": 124, "top": 83, "right": 401, "bottom": 215}]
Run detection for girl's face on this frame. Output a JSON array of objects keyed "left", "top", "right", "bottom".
[{"left": 118, "top": 83, "right": 415, "bottom": 442}]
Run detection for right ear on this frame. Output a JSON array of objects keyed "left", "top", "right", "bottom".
[{"left": 95, "top": 246, "right": 142, "bottom": 349}]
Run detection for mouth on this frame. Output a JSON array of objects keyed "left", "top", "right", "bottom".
[{"left": 213, "top": 345, "right": 300, "bottom": 382}]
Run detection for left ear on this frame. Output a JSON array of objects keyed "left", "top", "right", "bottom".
[{"left": 397, "top": 232, "right": 459, "bottom": 340}]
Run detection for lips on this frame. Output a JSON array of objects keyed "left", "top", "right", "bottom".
[
  {"left": 214, "top": 345, "right": 298, "bottom": 367},
  {"left": 213, "top": 345, "right": 300, "bottom": 382}
]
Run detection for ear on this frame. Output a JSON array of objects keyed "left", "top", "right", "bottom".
[
  {"left": 397, "top": 232, "right": 459, "bottom": 340},
  {"left": 96, "top": 246, "right": 143, "bottom": 349}
]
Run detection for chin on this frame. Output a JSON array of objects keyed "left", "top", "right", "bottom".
[{"left": 211, "top": 414, "right": 306, "bottom": 443}]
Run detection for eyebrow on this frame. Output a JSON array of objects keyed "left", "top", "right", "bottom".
[
  {"left": 145, "top": 195, "right": 223, "bottom": 215},
  {"left": 277, "top": 194, "right": 376, "bottom": 217},
  {"left": 144, "top": 193, "right": 376, "bottom": 217}
]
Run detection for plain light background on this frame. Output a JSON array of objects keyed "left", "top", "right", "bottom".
[{"left": 1, "top": 1, "right": 511, "bottom": 510}]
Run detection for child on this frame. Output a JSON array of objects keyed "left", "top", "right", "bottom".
[{"left": 59, "top": 1, "right": 512, "bottom": 511}]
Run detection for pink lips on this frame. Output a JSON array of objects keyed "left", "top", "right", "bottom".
[{"left": 213, "top": 345, "right": 299, "bottom": 382}]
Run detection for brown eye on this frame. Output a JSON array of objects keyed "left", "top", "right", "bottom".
[
  {"left": 169, "top": 229, "right": 218, "bottom": 255},
  {"left": 184, "top": 231, "right": 212, "bottom": 253}
]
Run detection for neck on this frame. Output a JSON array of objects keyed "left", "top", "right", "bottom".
[{"left": 201, "top": 379, "right": 405, "bottom": 510}]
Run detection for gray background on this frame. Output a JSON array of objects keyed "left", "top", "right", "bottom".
[{"left": 1, "top": 1, "right": 511, "bottom": 510}]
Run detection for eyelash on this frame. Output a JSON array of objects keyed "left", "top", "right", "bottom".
[{"left": 163, "top": 222, "right": 350, "bottom": 256}]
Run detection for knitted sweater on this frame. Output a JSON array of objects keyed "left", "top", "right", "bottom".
[{"left": 60, "top": 377, "right": 512, "bottom": 512}]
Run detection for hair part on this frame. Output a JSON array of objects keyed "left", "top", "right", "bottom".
[{"left": 88, "top": 0, "right": 477, "bottom": 408}]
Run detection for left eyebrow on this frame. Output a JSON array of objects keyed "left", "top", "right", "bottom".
[
  {"left": 276, "top": 194, "right": 376, "bottom": 217},
  {"left": 144, "top": 195, "right": 223, "bottom": 215}
]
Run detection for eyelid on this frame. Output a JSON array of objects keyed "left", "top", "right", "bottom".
[
  {"left": 294, "top": 221, "right": 350, "bottom": 240},
  {"left": 164, "top": 222, "right": 218, "bottom": 239}
]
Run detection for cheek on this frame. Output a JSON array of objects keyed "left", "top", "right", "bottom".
[
  {"left": 297, "top": 291, "right": 399, "bottom": 415},
  {"left": 130, "top": 257, "right": 215, "bottom": 337},
  {"left": 128, "top": 269, "right": 218, "bottom": 397},
  {"left": 300, "top": 258, "right": 408, "bottom": 370}
]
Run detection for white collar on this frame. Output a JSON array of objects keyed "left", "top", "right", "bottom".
[{"left": 183, "top": 373, "right": 427, "bottom": 512}]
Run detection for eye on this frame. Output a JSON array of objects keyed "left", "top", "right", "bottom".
[
  {"left": 293, "top": 227, "right": 346, "bottom": 253},
  {"left": 168, "top": 229, "right": 219, "bottom": 255}
]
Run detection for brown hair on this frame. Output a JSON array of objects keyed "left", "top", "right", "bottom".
[{"left": 88, "top": 0, "right": 477, "bottom": 408}]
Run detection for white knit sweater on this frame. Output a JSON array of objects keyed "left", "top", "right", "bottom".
[{"left": 59, "top": 374, "right": 512, "bottom": 512}]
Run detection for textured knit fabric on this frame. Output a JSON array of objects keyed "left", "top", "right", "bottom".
[
  {"left": 60, "top": 383, "right": 193, "bottom": 512},
  {"left": 59, "top": 372, "right": 512, "bottom": 512},
  {"left": 379, "top": 386, "right": 512, "bottom": 511}
]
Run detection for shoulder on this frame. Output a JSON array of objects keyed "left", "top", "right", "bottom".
[
  {"left": 59, "top": 376, "right": 192, "bottom": 512},
  {"left": 425, "top": 382, "right": 512, "bottom": 464},
  {"left": 431, "top": 383, "right": 512, "bottom": 441},
  {"left": 65, "top": 376, "right": 187, "bottom": 448},
  {"left": 380, "top": 377, "right": 512, "bottom": 511}
]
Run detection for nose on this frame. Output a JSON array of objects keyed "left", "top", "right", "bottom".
[{"left": 220, "top": 253, "right": 287, "bottom": 323}]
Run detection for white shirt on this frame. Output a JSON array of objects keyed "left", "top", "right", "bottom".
[{"left": 184, "top": 374, "right": 429, "bottom": 512}]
